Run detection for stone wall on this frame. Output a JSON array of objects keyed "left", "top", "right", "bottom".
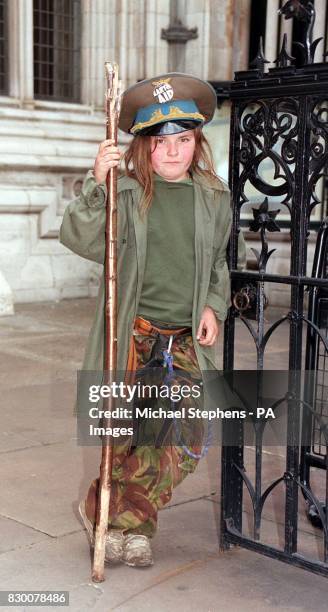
[{"left": 0, "top": 104, "right": 108, "bottom": 307}]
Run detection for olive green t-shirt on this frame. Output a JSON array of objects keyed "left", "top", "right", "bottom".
[{"left": 137, "top": 173, "right": 195, "bottom": 327}]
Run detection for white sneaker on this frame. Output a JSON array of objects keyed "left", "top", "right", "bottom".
[
  {"left": 78, "top": 500, "right": 124, "bottom": 563},
  {"left": 123, "top": 533, "right": 153, "bottom": 567}
]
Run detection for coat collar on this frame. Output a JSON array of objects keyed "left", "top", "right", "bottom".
[
  {"left": 117, "top": 171, "right": 227, "bottom": 194},
  {"left": 191, "top": 171, "right": 227, "bottom": 193}
]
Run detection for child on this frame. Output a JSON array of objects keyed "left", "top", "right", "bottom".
[{"left": 60, "top": 72, "right": 241, "bottom": 567}]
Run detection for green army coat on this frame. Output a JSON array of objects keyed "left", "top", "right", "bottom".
[{"left": 59, "top": 170, "right": 243, "bottom": 374}]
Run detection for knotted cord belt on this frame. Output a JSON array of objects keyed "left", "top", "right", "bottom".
[
  {"left": 125, "top": 316, "right": 192, "bottom": 384},
  {"left": 123, "top": 316, "right": 209, "bottom": 457},
  {"left": 125, "top": 316, "right": 192, "bottom": 449}
]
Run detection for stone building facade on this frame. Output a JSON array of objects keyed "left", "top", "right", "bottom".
[{"left": 0, "top": 0, "right": 323, "bottom": 314}]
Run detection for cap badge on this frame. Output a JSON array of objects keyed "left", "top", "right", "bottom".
[{"left": 152, "top": 78, "right": 174, "bottom": 103}]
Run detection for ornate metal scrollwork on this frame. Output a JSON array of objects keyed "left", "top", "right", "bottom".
[
  {"left": 307, "top": 98, "right": 328, "bottom": 222},
  {"left": 237, "top": 98, "right": 298, "bottom": 209}
]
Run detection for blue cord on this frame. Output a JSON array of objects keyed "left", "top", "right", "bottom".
[{"left": 162, "top": 347, "right": 212, "bottom": 459}]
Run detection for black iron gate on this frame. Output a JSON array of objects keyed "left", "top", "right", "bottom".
[
  {"left": 220, "top": 1, "right": 328, "bottom": 576},
  {"left": 300, "top": 219, "right": 328, "bottom": 525}
]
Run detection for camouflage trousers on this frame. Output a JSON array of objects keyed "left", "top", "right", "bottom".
[{"left": 85, "top": 317, "right": 204, "bottom": 537}]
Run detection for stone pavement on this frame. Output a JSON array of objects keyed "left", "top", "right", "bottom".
[{"left": 0, "top": 299, "right": 327, "bottom": 612}]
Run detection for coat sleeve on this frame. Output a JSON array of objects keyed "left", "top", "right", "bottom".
[
  {"left": 205, "top": 188, "right": 232, "bottom": 322},
  {"left": 59, "top": 170, "right": 107, "bottom": 264}
]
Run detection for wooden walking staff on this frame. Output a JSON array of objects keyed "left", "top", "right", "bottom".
[{"left": 92, "top": 62, "right": 123, "bottom": 583}]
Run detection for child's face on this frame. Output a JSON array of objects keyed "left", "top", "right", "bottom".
[{"left": 150, "top": 130, "right": 196, "bottom": 181}]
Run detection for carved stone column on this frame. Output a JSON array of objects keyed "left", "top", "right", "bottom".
[
  {"left": 183, "top": 0, "right": 211, "bottom": 79},
  {"left": 265, "top": 0, "right": 280, "bottom": 67},
  {"left": 161, "top": 0, "right": 198, "bottom": 73},
  {"left": 313, "top": 0, "right": 327, "bottom": 61},
  {"left": 8, "top": 0, "right": 34, "bottom": 106},
  {"left": 207, "top": 0, "right": 251, "bottom": 81},
  {"left": 144, "top": 0, "right": 170, "bottom": 78},
  {"left": 232, "top": 0, "right": 251, "bottom": 72},
  {"left": 81, "top": 0, "right": 118, "bottom": 109}
]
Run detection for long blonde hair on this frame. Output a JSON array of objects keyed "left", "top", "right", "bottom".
[{"left": 123, "top": 126, "right": 217, "bottom": 215}]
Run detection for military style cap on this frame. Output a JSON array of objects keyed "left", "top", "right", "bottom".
[{"left": 119, "top": 72, "right": 217, "bottom": 136}]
